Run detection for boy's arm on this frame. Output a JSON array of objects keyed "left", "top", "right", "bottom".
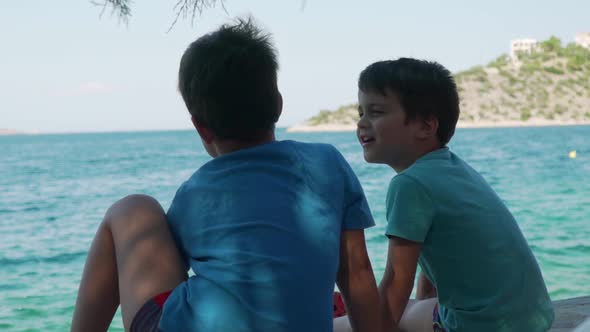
[
  {"left": 379, "top": 236, "right": 422, "bottom": 326},
  {"left": 336, "top": 229, "right": 385, "bottom": 332}
]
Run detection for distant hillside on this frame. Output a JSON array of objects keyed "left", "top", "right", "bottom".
[
  {"left": 304, "top": 104, "right": 359, "bottom": 126},
  {"left": 0, "top": 128, "right": 24, "bottom": 135},
  {"left": 289, "top": 37, "right": 590, "bottom": 131}
]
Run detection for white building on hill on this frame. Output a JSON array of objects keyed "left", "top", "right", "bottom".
[
  {"left": 510, "top": 39, "right": 540, "bottom": 60},
  {"left": 575, "top": 32, "right": 590, "bottom": 49}
]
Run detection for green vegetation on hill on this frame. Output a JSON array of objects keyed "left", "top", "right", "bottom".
[
  {"left": 306, "top": 104, "right": 359, "bottom": 126},
  {"left": 303, "top": 37, "right": 590, "bottom": 126}
]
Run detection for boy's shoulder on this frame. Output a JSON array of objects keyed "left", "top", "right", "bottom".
[
  {"left": 176, "top": 140, "right": 349, "bottom": 190},
  {"left": 398, "top": 147, "right": 499, "bottom": 204},
  {"left": 281, "top": 140, "right": 347, "bottom": 163},
  {"left": 286, "top": 140, "right": 339, "bottom": 153},
  {"left": 397, "top": 148, "right": 455, "bottom": 183},
  {"left": 397, "top": 147, "right": 483, "bottom": 191}
]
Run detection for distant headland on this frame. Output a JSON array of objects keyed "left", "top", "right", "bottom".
[
  {"left": 0, "top": 129, "right": 25, "bottom": 136},
  {"left": 288, "top": 34, "right": 590, "bottom": 132}
]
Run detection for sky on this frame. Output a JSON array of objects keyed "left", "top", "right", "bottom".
[{"left": 1, "top": 0, "right": 589, "bottom": 133}]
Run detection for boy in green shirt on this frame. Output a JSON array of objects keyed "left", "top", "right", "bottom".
[{"left": 338, "top": 58, "right": 554, "bottom": 332}]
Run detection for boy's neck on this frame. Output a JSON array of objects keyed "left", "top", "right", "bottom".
[{"left": 212, "top": 130, "right": 276, "bottom": 157}]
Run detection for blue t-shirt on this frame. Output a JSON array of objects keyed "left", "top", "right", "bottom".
[
  {"left": 385, "top": 147, "right": 554, "bottom": 332},
  {"left": 159, "top": 140, "right": 374, "bottom": 332}
]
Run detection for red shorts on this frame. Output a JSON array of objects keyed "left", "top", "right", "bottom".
[
  {"left": 129, "top": 290, "right": 172, "bottom": 332},
  {"left": 132, "top": 291, "right": 347, "bottom": 330},
  {"left": 333, "top": 292, "right": 347, "bottom": 318}
]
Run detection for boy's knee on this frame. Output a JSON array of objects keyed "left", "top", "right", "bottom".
[
  {"left": 118, "top": 194, "right": 161, "bottom": 208},
  {"left": 105, "top": 194, "right": 165, "bottom": 227}
]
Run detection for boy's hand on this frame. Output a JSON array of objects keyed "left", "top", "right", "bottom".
[
  {"left": 379, "top": 236, "right": 421, "bottom": 325},
  {"left": 336, "top": 230, "right": 384, "bottom": 332}
]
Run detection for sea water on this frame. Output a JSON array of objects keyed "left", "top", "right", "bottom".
[{"left": 1, "top": 126, "right": 588, "bottom": 331}]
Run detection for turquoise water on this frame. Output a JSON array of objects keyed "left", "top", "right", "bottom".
[{"left": 1, "top": 126, "right": 589, "bottom": 331}]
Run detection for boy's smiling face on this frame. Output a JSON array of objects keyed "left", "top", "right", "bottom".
[{"left": 357, "top": 88, "right": 421, "bottom": 172}]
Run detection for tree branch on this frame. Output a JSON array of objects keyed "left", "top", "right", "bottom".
[
  {"left": 91, "top": 0, "right": 132, "bottom": 23},
  {"left": 95, "top": 1, "right": 307, "bottom": 30},
  {"left": 168, "top": 0, "right": 226, "bottom": 31},
  {"left": 94, "top": 0, "right": 225, "bottom": 27}
]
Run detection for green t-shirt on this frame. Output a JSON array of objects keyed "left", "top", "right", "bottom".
[{"left": 386, "top": 147, "right": 554, "bottom": 332}]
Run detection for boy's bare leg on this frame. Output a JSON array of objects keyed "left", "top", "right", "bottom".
[
  {"left": 71, "top": 194, "right": 188, "bottom": 332},
  {"left": 398, "top": 298, "right": 438, "bottom": 332},
  {"left": 333, "top": 315, "right": 354, "bottom": 332},
  {"left": 333, "top": 298, "right": 437, "bottom": 332}
]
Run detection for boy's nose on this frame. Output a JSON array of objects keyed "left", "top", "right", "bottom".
[{"left": 357, "top": 116, "right": 368, "bottom": 129}]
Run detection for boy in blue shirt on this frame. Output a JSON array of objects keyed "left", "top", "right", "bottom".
[
  {"left": 71, "top": 19, "right": 383, "bottom": 332},
  {"left": 338, "top": 58, "right": 554, "bottom": 332}
]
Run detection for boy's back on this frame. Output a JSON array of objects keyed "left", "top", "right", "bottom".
[
  {"left": 160, "top": 141, "right": 374, "bottom": 331},
  {"left": 386, "top": 147, "right": 554, "bottom": 331},
  {"left": 72, "top": 19, "right": 382, "bottom": 332}
]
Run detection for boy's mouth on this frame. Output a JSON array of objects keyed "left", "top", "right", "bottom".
[{"left": 359, "top": 135, "right": 375, "bottom": 146}]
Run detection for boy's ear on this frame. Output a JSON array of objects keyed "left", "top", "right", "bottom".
[
  {"left": 276, "top": 91, "right": 283, "bottom": 119},
  {"left": 417, "top": 115, "right": 439, "bottom": 140},
  {"left": 191, "top": 116, "right": 215, "bottom": 144}
]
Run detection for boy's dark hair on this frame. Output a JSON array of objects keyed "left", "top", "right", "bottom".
[
  {"left": 178, "top": 18, "right": 280, "bottom": 141},
  {"left": 358, "top": 58, "right": 460, "bottom": 145}
]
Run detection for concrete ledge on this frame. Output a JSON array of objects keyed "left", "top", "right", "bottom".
[{"left": 550, "top": 296, "right": 590, "bottom": 331}]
